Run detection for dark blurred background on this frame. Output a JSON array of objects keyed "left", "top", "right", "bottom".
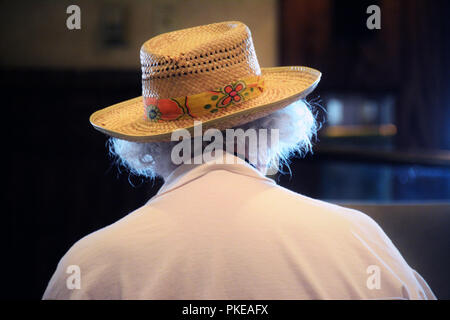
[{"left": 1, "top": 0, "right": 449, "bottom": 299}]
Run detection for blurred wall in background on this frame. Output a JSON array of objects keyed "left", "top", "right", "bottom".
[
  {"left": 280, "top": 0, "right": 450, "bottom": 151},
  {"left": 0, "top": 0, "right": 278, "bottom": 69}
]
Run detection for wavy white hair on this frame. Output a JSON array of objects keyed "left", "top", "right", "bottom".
[{"left": 108, "top": 99, "right": 319, "bottom": 180}]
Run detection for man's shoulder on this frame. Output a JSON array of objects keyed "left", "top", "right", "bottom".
[
  {"left": 57, "top": 204, "right": 163, "bottom": 271},
  {"left": 43, "top": 204, "right": 160, "bottom": 299},
  {"left": 265, "top": 183, "right": 380, "bottom": 229}
]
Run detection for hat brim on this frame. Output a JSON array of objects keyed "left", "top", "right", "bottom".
[{"left": 89, "top": 66, "right": 321, "bottom": 142}]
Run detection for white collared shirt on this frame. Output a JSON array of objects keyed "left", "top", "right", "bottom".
[{"left": 43, "top": 154, "right": 436, "bottom": 299}]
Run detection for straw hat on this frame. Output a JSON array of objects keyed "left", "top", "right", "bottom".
[{"left": 89, "top": 21, "right": 321, "bottom": 142}]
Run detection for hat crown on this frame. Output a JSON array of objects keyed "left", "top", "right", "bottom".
[{"left": 140, "top": 21, "right": 261, "bottom": 99}]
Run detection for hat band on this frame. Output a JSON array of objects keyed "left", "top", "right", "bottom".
[{"left": 143, "top": 75, "right": 265, "bottom": 122}]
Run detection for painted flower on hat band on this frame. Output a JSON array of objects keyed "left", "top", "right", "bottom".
[{"left": 216, "top": 81, "right": 246, "bottom": 108}]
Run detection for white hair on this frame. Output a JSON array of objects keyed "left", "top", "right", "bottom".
[{"left": 108, "top": 99, "right": 319, "bottom": 180}]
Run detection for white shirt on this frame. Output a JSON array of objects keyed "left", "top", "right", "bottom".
[{"left": 43, "top": 154, "right": 436, "bottom": 299}]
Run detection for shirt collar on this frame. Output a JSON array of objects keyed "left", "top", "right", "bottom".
[{"left": 149, "top": 152, "right": 275, "bottom": 201}]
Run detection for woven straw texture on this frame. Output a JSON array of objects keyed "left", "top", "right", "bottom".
[
  {"left": 90, "top": 22, "right": 321, "bottom": 142},
  {"left": 140, "top": 21, "right": 260, "bottom": 99}
]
